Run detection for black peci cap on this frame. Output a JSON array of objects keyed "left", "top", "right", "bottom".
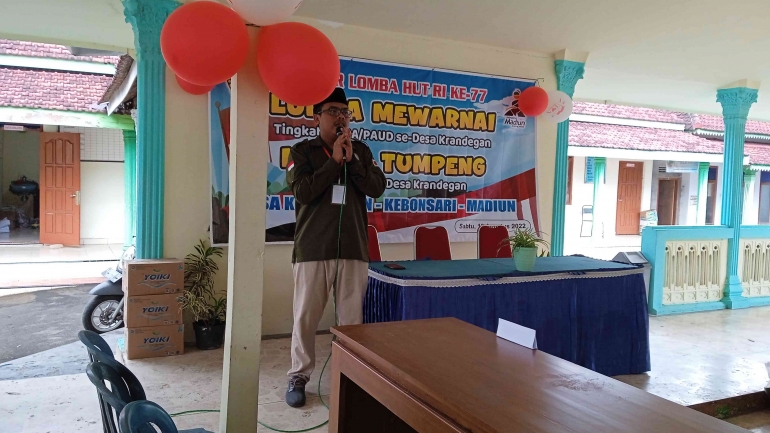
[{"left": 313, "top": 87, "right": 348, "bottom": 113}]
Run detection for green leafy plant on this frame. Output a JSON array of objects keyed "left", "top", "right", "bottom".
[
  {"left": 715, "top": 406, "right": 732, "bottom": 419},
  {"left": 180, "top": 240, "right": 226, "bottom": 326},
  {"left": 499, "top": 227, "right": 550, "bottom": 256}
]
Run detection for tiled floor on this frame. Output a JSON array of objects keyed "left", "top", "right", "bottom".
[
  {"left": 0, "top": 227, "right": 39, "bottom": 245},
  {"left": 0, "top": 243, "right": 122, "bottom": 287},
  {"left": 4, "top": 308, "right": 770, "bottom": 432},
  {"left": 615, "top": 306, "right": 770, "bottom": 406},
  {"left": 0, "top": 335, "right": 334, "bottom": 433}
]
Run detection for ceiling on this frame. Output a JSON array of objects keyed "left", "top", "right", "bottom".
[
  {"left": 3, "top": 0, "right": 770, "bottom": 119},
  {"left": 295, "top": 0, "right": 770, "bottom": 119},
  {"left": 0, "top": 0, "right": 134, "bottom": 53}
]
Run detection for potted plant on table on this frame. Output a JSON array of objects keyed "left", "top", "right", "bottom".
[
  {"left": 500, "top": 227, "right": 550, "bottom": 272},
  {"left": 181, "top": 240, "right": 226, "bottom": 350}
]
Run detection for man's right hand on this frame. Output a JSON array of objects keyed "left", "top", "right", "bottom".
[{"left": 332, "top": 134, "right": 346, "bottom": 164}]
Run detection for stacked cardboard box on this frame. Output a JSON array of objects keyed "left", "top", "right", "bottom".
[{"left": 123, "top": 259, "right": 185, "bottom": 360}]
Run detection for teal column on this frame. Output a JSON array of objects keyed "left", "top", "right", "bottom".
[
  {"left": 717, "top": 87, "right": 758, "bottom": 308},
  {"left": 743, "top": 168, "right": 757, "bottom": 225},
  {"left": 123, "top": 129, "right": 137, "bottom": 250},
  {"left": 123, "top": 0, "right": 180, "bottom": 259},
  {"left": 696, "top": 162, "right": 709, "bottom": 224},
  {"left": 551, "top": 60, "right": 585, "bottom": 256},
  {"left": 592, "top": 157, "right": 607, "bottom": 238}
]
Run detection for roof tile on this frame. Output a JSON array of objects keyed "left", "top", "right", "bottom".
[
  {"left": 569, "top": 122, "right": 723, "bottom": 154},
  {"left": 570, "top": 121, "right": 770, "bottom": 165},
  {"left": 0, "top": 67, "right": 112, "bottom": 112},
  {"left": 0, "top": 39, "right": 119, "bottom": 65},
  {"left": 573, "top": 101, "right": 685, "bottom": 124}
]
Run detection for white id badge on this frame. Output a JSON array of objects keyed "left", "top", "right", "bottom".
[{"left": 332, "top": 184, "right": 346, "bottom": 205}]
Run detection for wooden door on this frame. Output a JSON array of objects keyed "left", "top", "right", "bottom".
[
  {"left": 39, "top": 133, "right": 81, "bottom": 246},
  {"left": 615, "top": 161, "right": 644, "bottom": 235},
  {"left": 657, "top": 178, "right": 680, "bottom": 226}
]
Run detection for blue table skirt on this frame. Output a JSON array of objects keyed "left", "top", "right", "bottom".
[{"left": 364, "top": 268, "right": 650, "bottom": 377}]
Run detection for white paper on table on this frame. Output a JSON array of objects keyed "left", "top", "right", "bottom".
[{"left": 496, "top": 318, "right": 537, "bottom": 350}]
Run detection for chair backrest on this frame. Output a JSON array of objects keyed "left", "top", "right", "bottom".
[
  {"left": 478, "top": 225, "right": 511, "bottom": 259},
  {"left": 367, "top": 225, "right": 382, "bottom": 262},
  {"left": 86, "top": 361, "right": 147, "bottom": 433},
  {"left": 79, "top": 330, "right": 114, "bottom": 362},
  {"left": 80, "top": 330, "right": 122, "bottom": 433},
  {"left": 414, "top": 226, "right": 451, "bottom": 261},
  {"left": 119, "top": 400, "right": 179, "bottom": 433}
]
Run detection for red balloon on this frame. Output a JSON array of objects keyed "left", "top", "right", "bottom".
[
  {"left": 175, "top": 75, "right": 214, "bottom": 95},
  {"left": 257, "top": 22, "right": 340, "bottom": 106},
  {"left": 518, "top": 86, "right": 549, "bottom": 117},
  {"left": 161, "top": 1, "right": 249, "bottom": 86}
]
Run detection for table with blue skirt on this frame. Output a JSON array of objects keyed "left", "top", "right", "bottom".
[{"left": 364, "top": 256, "right": 650, "bottom": 377}]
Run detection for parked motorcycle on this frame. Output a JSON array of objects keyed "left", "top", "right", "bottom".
[{"left": 81, "top": 245, "right": 135, "bottom": 333}]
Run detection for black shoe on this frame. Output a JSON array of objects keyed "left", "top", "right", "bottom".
[{"left": 286, "top": 376, "right": 307, "bottom": 408}]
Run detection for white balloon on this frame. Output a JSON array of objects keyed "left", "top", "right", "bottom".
[
  {"left": 543, "top": 90, "right": 573, "bottom": 123},
  {"left": 228, "top": 0, "right": 304, "bottom": 26}
]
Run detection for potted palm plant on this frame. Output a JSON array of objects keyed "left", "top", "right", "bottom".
[
  {"left": 500, "top": 227, "right": 550, "bottom": 272},
  {"left": 181, "top": 240, "right": 226, "bottom": 350}
]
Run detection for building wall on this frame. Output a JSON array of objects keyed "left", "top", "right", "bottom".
[
  {"left": 0, "top": 131, "right": 3, "bottom": 206},
  {"left": 1, "top": 130, "right": 40, "bottom": 205},
  {"left": 748, "top": 172, "right": 763, "bottom": 225},
  {"left": 0, "top": 127, "right": 124, "bottom": 243},
  {"left": 650, "top": 160, "right": 699, "bottom": 226},
  {"left": 566, "top": 156, "right": 727, "bottom": 256},
  {"left": 80, "top": 161, "right": 124, "bottom": 244},
  {"left": 565, "top": 157, "right": 653, "bottom": 253},
  {"left": 59, "top": 126, "right": 125, "bottom": 244},
  {"left": 163, "top": 20, "right": 558, "bottom": 337}
]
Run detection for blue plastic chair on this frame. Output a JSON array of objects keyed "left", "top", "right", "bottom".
[
  {"left": 80, "top": 330, "right": 119, "bottom": 433},
  {"left": 86, "top": 361, "right": 149, "bottom": 433},
  {"left": 119, "top": 401, "right": 178, "bottom": 433},
  {"left": 78, "top": 330, "right": 114, "bottom": 361},
  {"left": 80, "top": 331, "right": 147, "bottom": 433}
]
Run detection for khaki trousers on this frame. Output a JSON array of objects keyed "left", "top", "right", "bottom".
[{"left": 288, "top": 259, "right": 369, "bottom": 380}]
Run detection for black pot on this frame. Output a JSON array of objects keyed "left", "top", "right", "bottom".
[{"left": 193, "top": 321, "right": 226, "bottom": 350}]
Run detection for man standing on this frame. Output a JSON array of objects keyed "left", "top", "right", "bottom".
[{"left": 285, "top": 88, "right": 386, "bottom": 407}]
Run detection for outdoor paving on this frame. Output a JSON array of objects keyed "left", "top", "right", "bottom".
[
  {"left": 3, "top": 307, "right": 770, "bottom": 432},
  {"left": 727, "top": 410, "right": 770, "bottom": 432}
]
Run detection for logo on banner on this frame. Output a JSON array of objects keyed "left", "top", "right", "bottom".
[{"left": 503, "top": 89, "right": 527, "bottom": 129}]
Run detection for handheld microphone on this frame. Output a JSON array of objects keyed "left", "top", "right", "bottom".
[{"left": 336, "top": 126, "right": 346, "bottom": 159}]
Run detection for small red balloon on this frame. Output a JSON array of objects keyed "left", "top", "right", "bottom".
[
  {"left": 175, "top": 75, "right": 213, "bottom": 95},
  {"left": 161, "top": 1, "right": 249, "bottom": 86},
  {"left": 518, "top": 86, "right": 549, "bottom": 117},
  {"left": 257, "top": 22, "right": 340, "bottom": 106}
]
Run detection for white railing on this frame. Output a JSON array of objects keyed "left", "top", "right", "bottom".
[
  {"left": 739, "top": 239, "right": 770, "bottom": 297},
  {"left": 663, "top": 240, "right": 727, "bottom": 305}
]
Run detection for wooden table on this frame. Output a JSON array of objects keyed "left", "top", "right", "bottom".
[{"left": 329, "top": 318, "right": 743, "bottom": 433}]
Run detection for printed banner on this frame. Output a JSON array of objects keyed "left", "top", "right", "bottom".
[
  {"left": 210, "top": 58, "right": 540, "bottom": 245},
  {"left": 209, "top": 82, "right": 231, "bottom": 245}
]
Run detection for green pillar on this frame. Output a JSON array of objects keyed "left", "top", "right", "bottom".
[
  {"left": 550, "top": 60, "right": 585, "bottom": 256},
  {"left": 696, "top": 162, "right": 710, "bottom": 224},
  {"left": 743, "top": 168, "right": 757, "bottom": 225},
  {"left": 123, "top": 0, "right": 180, "bottom": 259},
  {"left": 592, "top": 157, "right": 607, "bottom": 238},
  {"left": 123, "top": 129, "right": 137, "bottom": 250},
  {"left": 717, "top": 86, "right": 758, "bottom": 308}
]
